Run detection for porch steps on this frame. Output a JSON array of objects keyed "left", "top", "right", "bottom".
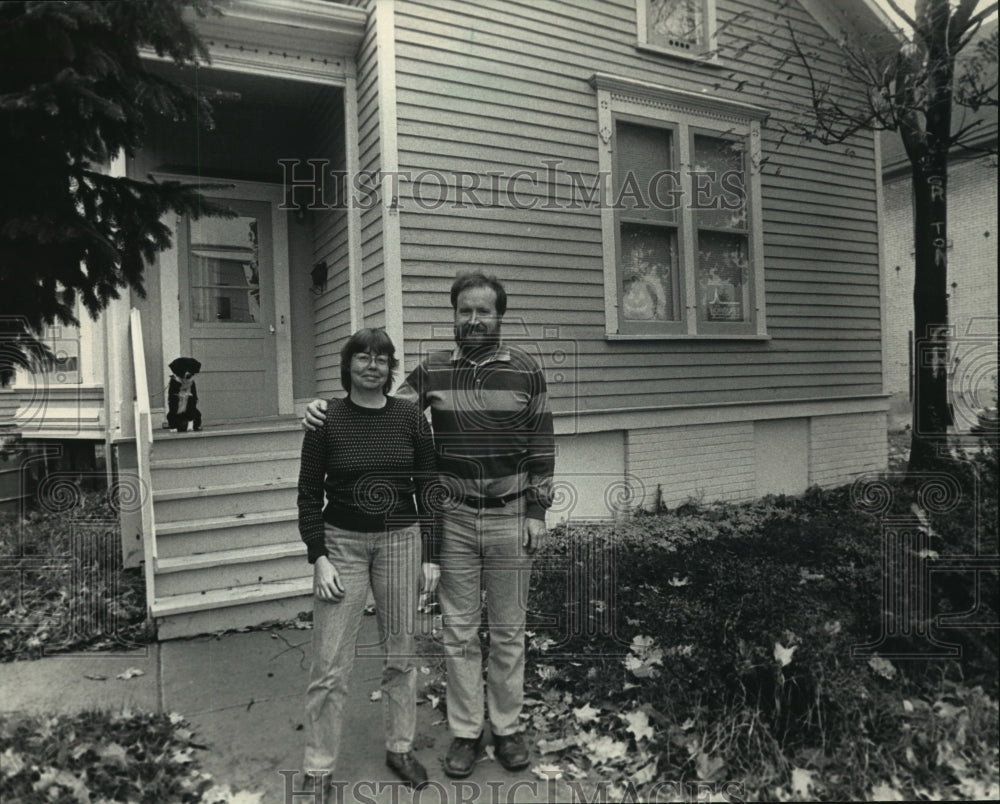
[{"left": 148, "top": 419, "right": 314, "bottom": 639}]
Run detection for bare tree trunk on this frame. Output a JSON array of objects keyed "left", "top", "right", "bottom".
[
  {"left": 907, "top": 0, "right": 955, "bottom": 470},
  {"left": 908, "top": 152, "right": 951, "bottom": 469}
]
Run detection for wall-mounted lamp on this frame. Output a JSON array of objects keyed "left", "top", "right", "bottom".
[{"left": 310, "top": 261, "right": 327, "bottom": 296}]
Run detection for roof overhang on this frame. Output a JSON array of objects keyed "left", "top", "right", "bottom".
[
  {"left": 798, "top": 0, "right": 901, "bottom": 54},
  {"left": 142, "top": 0, "right": 368, "bottom": 84}
]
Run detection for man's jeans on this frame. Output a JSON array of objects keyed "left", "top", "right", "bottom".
[
  {"left": 304, "top": 523, "right": 420, "bottom": 773},
  {"left": 438, "top": 504, "right": 533, "bottom": 738}
]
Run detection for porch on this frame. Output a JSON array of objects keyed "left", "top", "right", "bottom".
[{"left": 118, "top": 413, "right": 312, "bottom": 640}]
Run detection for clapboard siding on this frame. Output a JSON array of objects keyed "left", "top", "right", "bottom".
[
  {"left": 391, "top": 0, "right": 882, "bottom": 411},
  {"left": 306, "top": 89, "right": 351, "bottom": 396},
  {"left": 353, "top": 2, "right": 385, "bottom": 333}
]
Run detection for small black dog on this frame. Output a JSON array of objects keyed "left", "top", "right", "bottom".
[{"left": 166, "top": 357, "right": 202, "bottom": 432}]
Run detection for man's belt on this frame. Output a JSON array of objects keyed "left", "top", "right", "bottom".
[{"left": 460, "top": 489, "right": 528, "bottom": 509}]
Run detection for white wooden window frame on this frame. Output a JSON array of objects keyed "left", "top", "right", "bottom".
[
  {"left": 636, "top": 0, "right": 719, "bottom": 63},
  {"left": 592, "top": 73, "right": 769, "bottom": 341}
]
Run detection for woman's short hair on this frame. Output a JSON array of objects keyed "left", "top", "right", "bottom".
[
  {"left": 340, "top": 327, "right": 398, "bottom": 395},
  {"left": 450, "top": 271, "right": 507, "bottom": 317}
]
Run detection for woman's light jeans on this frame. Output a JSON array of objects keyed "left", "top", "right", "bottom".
[{"left": 303, "top": 522, "right": 420, "bottom": 773}]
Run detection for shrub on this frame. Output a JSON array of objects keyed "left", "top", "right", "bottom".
[
  {"left": 525, "top": 475, "right": 999, "bottom": 800},
  {"left": 0, "top": 486, "right": 149, "bottom": 660}
]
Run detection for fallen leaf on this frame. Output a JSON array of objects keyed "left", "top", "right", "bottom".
[
  {"left": 774, "top": 642, "right": 797, "bottom": 667},
  {"left": 32, "top": 767, "right": 89, "bottom": 802},
  {"left": 532, "top": 763, "right": 563, "bottom": 780},
  {"left": 573, "top": 703, "right": 600, "bottom": 724},
  {"left": 668, "top": 574, "right": 690, "bottom": 587},
  {"left": 99, "top": 742, "right": 129, "bottom": 767},
  {"left": 791, "top": 767, "right": 815, "bottom": 798},
  {"left": 370, "top": 690, "right": 382, "bottom": 702},
  {"left": 902, "top": 699, "right": 914, "bottom": 713},
  {"left": 116, "top": 667, "right": 145, "bottom": 680},
  {"left": 868, "top": 656, "right": 897, "bottom": 680},
  {"left": 695, "top": 751, "right": 725, "bottom": 780},
  {"left": 70, "top": 742, "right": 91, "bottom": 761},
  {"left": 230, "top": 791, "right": 266, "bottom": 804},
  {"left": 425, "top": 694, "right": 440, "bottom": 710},
  {"left": 632, "top": 762, "right": 656, "bottom": 786},
  {"left": 933, "top": 700, "right": 965, "bottom": 719},
  {"left": 168, "top": 711, "right": 185, "bottom": 725},
  {"left": 583, "top": 733, "right": 628, "bottom": 763},
  {"left": 170, "top": 748, "right": 195, "bottom": 764},
  {"left": 1, "top": 748, "right": 25, "bottom": 777},
  {"left": 870, "top": 782, "right": 904, "bottom": 801},
  {"left": 621, "top": 709, "right": 654, "bottom": 742},
  {"left": 538, "top": 736, "right": 577, "bottom": 754}
]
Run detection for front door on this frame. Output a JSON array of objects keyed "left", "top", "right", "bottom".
[{"left": 177, "top": 199, "right": 279, "bottom": 420}]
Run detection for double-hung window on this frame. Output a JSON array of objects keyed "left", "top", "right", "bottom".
[
  {"left": 637, "top": 0, "right": 717, "bottom": 61},
  {"left": 592, "top": 73, "right": 767, "bottom": 339}
]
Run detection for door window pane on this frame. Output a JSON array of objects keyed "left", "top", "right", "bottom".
[
  {"left": 188, "top": 216, "right": 261, "bottom": 323},
  {"left": 620, "top": 222, "right": 679, "bottom": 322}
]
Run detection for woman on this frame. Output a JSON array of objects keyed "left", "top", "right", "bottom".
[{"left": 297, "top": 328, "right": 438, "bottom": 790}]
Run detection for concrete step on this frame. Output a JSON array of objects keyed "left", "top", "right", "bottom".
[
  {"left": 153, "top": 479, "right": 298, "bottom": 523},
  {"left": 155, "top": 509, "right": 300, "bottom": 559},
  {"left": 150, "top": 449, "right": 301, "bottom": 491},
  {"left": 151, "top": 420, "right": 304, "bottom": 461},
  {"left": 154, "top": 543, "right": 308, "bottom": 597},
  {"left": 152, "top": 578, "right": 313, "bottom": 640}
]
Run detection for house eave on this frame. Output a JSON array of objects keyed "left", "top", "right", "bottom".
[
  {"left": 140, "top": 0, "right": 367, "bottom": 83},
  {"left": 194, "top": 0, "right": 367, "bottom": 57},
  {"left": 798, "top": 0, "right": 900, "bottom": 52}
]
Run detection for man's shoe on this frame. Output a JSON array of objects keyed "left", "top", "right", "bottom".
[
  {"left": 492, "top": 731, "right": 530, "bottom": 771},
  {"left": 385, "top": 751, "right": 428, "bottom": 789},
  {"left": 443, "top": 733, "right": 483, "bottom": 778}
]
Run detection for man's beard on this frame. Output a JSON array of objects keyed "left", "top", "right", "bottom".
[{"left": 455, "top": 322, "right": 500, "bottom": 354}]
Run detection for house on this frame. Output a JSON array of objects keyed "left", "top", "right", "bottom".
[
  {"left": 9, "top": 0, "right": 894, "bottom": 638},
  {"left": 880, "top": 20, "right": 999, "bottom": 433}
]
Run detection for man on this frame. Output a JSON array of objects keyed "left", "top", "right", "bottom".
[{"left": 304, "top": 272, "right": 555, "bottom": 778}]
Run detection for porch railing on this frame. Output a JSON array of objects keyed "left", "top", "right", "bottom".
[{"left": 129, "top": 308, "right": 157, "bottom": 618}]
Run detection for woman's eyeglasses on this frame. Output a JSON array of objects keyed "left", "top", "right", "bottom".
[{"left": 353, "top": 353, "right": 390, "bottom": 368}]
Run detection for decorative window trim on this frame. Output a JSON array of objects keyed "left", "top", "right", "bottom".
[
  {"left": 636, "top": 0, "right": 719, "bottom": 64},
  {"left": 590, "top": 73, "right": 768, "bottom": 340}
]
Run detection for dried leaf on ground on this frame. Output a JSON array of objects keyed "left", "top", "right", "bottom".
[
  {"left": 791, "top": 767, "right": 816, "bottom": 798},
  {"left": 773, "top": 642, "right": 797, "bottom": 667},
  {"left": 621, "top": 709, "right": 654, "bottom": 742},
  {"left": 532, "top": 762, "right": 563, "bottom": 780},
  {"left": 115, "top": 667, "right": 145, "bottom": 680}
]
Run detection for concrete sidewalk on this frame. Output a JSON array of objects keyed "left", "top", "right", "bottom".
[{"left": 0, "top": 617, "right": 574, "bottom": 803}]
